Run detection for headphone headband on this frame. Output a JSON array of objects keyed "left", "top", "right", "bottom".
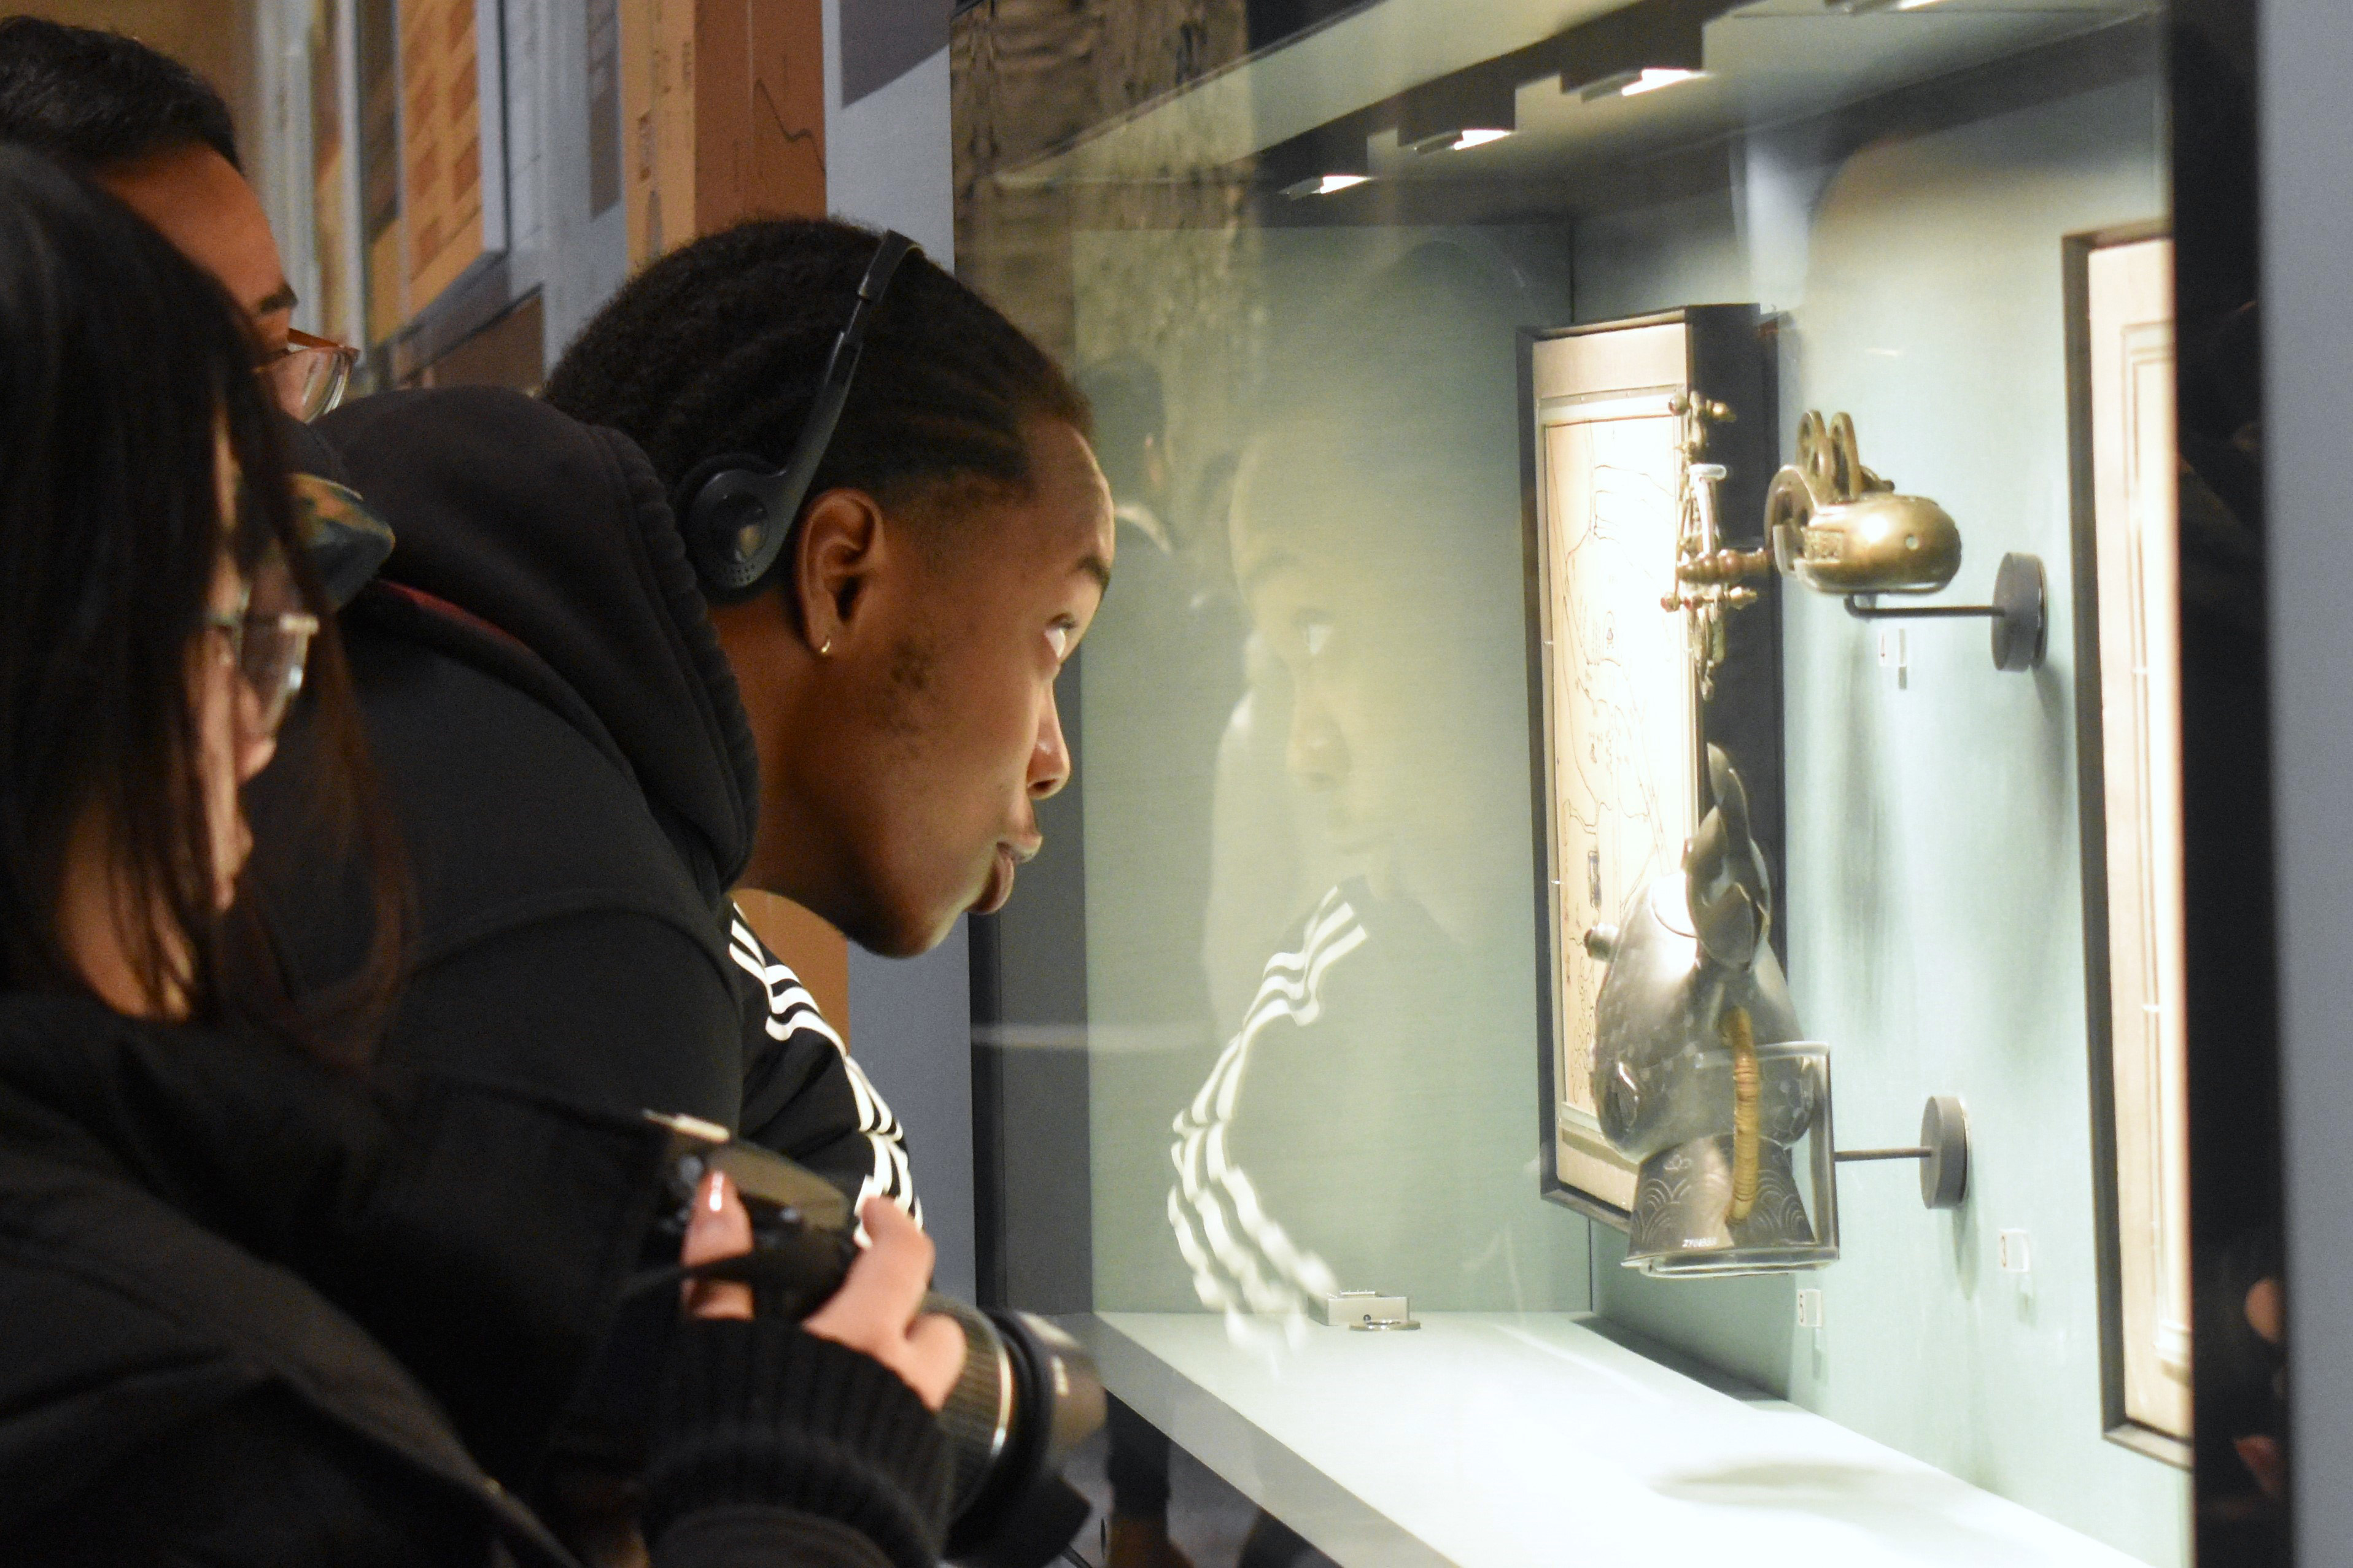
[{"left": 681, "top": 231, "right": 918, "bottom": 602}]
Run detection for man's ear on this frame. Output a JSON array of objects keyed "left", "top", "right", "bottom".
[{"left": 793, "top": 489, "right": 890, "bottom": 655}]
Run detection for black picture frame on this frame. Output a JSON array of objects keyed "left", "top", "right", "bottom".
[{"left": 1519, "top": 305, "right": 1784, "bottom": 1227}]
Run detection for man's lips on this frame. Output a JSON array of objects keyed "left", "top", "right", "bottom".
[{"left": 974, "top": 840, "right": 1037, "bottom": 917}]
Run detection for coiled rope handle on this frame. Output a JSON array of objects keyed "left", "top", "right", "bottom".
[{"left": 1723, "top": 1006, "right": 1761, "bottom": 1223}]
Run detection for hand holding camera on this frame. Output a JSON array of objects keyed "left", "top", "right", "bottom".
[
  {"left": 652, "top": 1113, "right": 1105, "bottom": 1568},
  {"left": 680, "top": 1167, "right": 966, "bottom": 1410}
]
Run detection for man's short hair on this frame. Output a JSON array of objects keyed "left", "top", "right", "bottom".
[
  {"left": 545, "top": 217, "right": 1090, "bottom": 541},
  {"left": 0, "top": 17, "right": 239, "bottom": 171}
]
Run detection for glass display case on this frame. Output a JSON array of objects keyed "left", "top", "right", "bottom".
[{"left": 956, "top": 2, "right": 2238, "bottom": 1562}]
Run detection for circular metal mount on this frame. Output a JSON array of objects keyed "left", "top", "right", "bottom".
[
  {"left": 1832, "top": 1095, "right": 1971, "bottom": 1210},
  {"left": 1919, "top": 1094, "right": 1969, "bottom": 1210},
  {"left": 1988, "top": 552, "right": 2047, "bottom": 673}
]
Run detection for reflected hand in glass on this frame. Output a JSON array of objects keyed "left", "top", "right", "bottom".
[{"left": 259, "top": 326, "right": 358, "bottom": 422}]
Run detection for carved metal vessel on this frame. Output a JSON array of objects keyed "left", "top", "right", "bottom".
[
  {"left": 1766, "top": 411, "right": 1961, "bottom": 596},
  {"left": 1587, "top": 747, "right": 1839, "bottom": 1276}
]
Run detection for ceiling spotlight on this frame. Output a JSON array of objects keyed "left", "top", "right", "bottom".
[
  {"left": 1410, "top": 126, "right": 1512, "bottom": 153},
  {"left": 1397, "top": 75, "right": 1517, "bottom": 158},
  {"left": 1579, "top": 67, "right": 1708, "bottom": 102},
  {"left": 1281, "top": 172, "right": 1370, "bottom": 199},
  {"left": 1620, "top": 67, "right": 1705, "bottom": 97}
]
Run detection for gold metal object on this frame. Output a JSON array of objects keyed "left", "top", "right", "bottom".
[{"left": 1765, "top": 411, "right": 1961, "bottom": 595}]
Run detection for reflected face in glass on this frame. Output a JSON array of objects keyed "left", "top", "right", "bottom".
[
  {"left": 1233, "top": 442, "right": 1449, "bottom": 879},
  {"left": 1230, "top": 430, "right": 1520, "bottom": 936}
]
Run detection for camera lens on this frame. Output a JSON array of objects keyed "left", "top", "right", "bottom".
[{"left": 921, "top": 1296, "right": 1106, "bottom": 1568}]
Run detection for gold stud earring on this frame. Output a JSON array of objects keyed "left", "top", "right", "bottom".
[{"left": 818, "top": 638, "right": 833, "bottom": 657}]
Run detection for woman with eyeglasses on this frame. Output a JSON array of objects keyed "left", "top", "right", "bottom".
[{"left": 0, "top": 149, "right": 961, "bottom": 1568}]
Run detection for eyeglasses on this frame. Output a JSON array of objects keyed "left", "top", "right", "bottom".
[
  {"left": 260, "top": 328, "right": 359, "bottom": 423},
  {"left": 203, "top": 595, "right": 321, "bottom": 738}
]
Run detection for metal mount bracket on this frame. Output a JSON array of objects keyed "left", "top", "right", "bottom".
[
  {"left": 1834, "top": 1094, "right": 1970, "bottom": 1210},
  {"left": 1842, "top": 552, "right": 2046, "bottom": 673}
]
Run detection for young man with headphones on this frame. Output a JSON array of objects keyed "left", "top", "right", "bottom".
[{"left": 245, "top": 218, "right": 1111, "bottom": 1531}]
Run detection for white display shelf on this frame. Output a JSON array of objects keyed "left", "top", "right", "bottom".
[{"left": 1075, "top": 1311, "right": 2154, "bottom": 1567}]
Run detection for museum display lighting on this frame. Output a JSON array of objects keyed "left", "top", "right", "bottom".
[
  {"left": 1281, "top": 172, "right": 1370, "bottom": 198},
  {"left": 1619, "top": 66, "right": 1705, "bottom": 96},
  {"left": 1397, "top": 72, "right": 1518, "bottom": 157},
  {"left": 1578, "top": 66, "right": 1708, "bottom": 102},
  {"left": 1408, "top": 126, "right": 1512, "bottom": 153}
]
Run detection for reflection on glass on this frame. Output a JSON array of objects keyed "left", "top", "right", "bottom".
[
  {"left": 962, "top": 0, "right": 2201, "bottom": 1556},
  {"left": 1096, "top": 241, "right": 1581, "bottom": 1337}
]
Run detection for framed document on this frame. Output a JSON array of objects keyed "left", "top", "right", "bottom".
[
  {"left": 1521, "top": 307, "right": 1781, "bottom": 1225},
  {"left": 2068, "top": 225, "right": 2193, "bottom": 1460}
]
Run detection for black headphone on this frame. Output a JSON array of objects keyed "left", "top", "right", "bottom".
[{"left": 676, "top": 230, "right": 917, "bottom": 604}]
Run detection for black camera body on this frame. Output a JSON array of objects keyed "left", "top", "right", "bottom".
[{"left": 648, "top": 1113, "right": 1103, "bottom": 1568}]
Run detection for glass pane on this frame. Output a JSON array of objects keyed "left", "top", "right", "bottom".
[{"left": 959, "top": 2, "right": 2201, "bottom": 1562}]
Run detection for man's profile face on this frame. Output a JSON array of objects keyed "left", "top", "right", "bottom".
[
  {"left": 1227, "top": 421, "right": 1526, "bottom": 947},
  {"left": 781, "top": 419, "right": 1115, "bottom": 956},
  {"left": 98, "top": 141, "right": 295, "bottom": 355}
]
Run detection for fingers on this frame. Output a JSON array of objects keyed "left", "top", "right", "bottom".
[
  {"left": 805, "top": 1197, "right": 932, "bottom": 1342},
  {"left": 901, "top": 1308, "right": 968, "bottom": 1410},
  {"left": 804, "top": 1196, "right": 966, "bottom": 1410},
  {"left": 681, "top": 1171, "right": 754, "bottom": 1321}
]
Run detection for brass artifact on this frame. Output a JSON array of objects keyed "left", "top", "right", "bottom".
[
  {"left": 1661, "top": 393, "right": 1771, "bottom": 699},
  {"left": 1766, "top": 411, "right": 1962, "bottom": 595}
]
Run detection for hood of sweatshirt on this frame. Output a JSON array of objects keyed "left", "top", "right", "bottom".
[{"left": 312, "top": 387, "right": 759, "bottom": 889}]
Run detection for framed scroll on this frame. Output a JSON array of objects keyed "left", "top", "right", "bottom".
[
  {"left": 2068, "top": 225, "right": 2193, "bottom": 1459},
  {"left": 1521, "top": 307, "right": 1781, "bottom": 1225}
]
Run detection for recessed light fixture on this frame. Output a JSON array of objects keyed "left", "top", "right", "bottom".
[
  {"left": 1578, "top": 66, "right": 1708, "bottom": 102},
  {"left": 1403, "top": 126, "right": 1510, "bottom": 155},
  {"left": 1620, "top": 67, "right": 1706, "bottom": 97},
  {"left": 1281, "top": 172, "right": 1370, "bottom": 199}
]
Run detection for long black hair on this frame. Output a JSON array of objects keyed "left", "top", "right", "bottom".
[{"left": 0, "top": 146, "right": 397, "bottom": 1046}]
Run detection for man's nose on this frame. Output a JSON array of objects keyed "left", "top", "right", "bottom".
[
  {"left": 1028, "top": 682, "right": 1072, "bottom": 800},
  {"left": 1287, "top": 698, "right": 1347, "bottom": 792}
]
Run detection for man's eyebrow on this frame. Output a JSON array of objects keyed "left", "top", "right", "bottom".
[
  {"left": 1075, "top": 551, "right": 1112, "bottom": 592},
  {"left": 250, "top": 281, "right": 298, "bottom": 318}
]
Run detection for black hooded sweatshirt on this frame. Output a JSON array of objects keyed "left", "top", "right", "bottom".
[
  {"left": 244, "top": 385, "right": 919, "bottom": 1500},
  {"left": 0, "top": 991, "right": 950, "bottom": 1568},
  {"left": 252, "top": 384, "right": 911, "bottom": 1202}
]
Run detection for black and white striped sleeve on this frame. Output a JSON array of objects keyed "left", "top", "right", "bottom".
[{"left": 727, "top": 906, "right": 921, "bottom": 1226}]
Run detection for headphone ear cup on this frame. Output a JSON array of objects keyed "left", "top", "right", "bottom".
[{"left": 675, "top": 452, "right": 785, "bottom": 604}]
